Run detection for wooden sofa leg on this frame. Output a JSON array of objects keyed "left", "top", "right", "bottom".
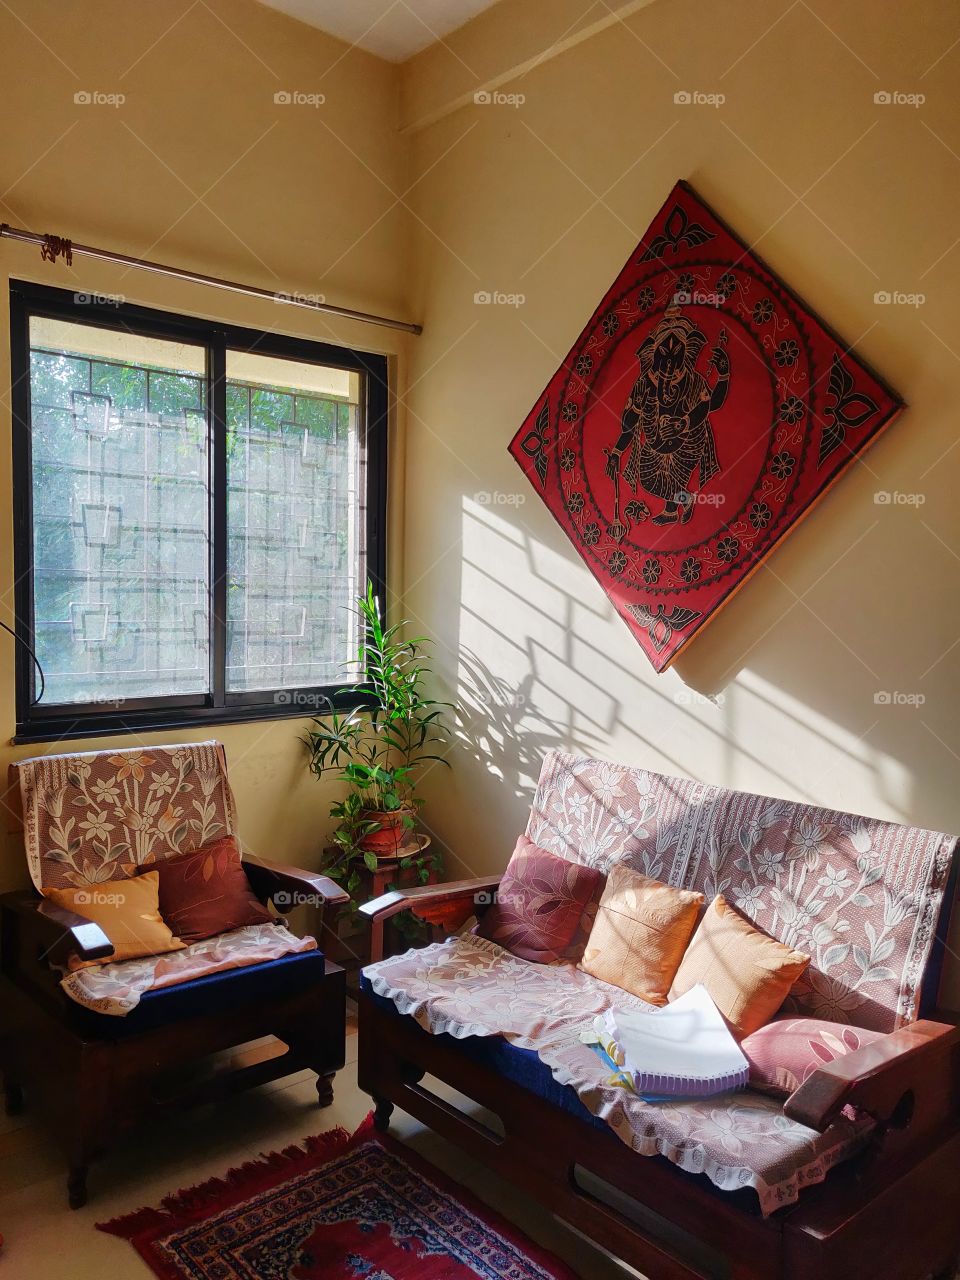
[
  {"left": 3, "top": 1077, "right": 23, "bottom": 1116},
  {"left": 66, "top": 1123, "right": 96, "bottom": 1210},
  {"left": 316, "top": 1074, "right": 335, "bottom": 1107},
  {"left": 64, "top": 1042, "right": 111, "bottom": 1209},
  {"left": 373, "top": 1097, "right": 394, "bottom": 1132},
  {"left": 67, "top": 1165, "right": 88, "bottom": 1210}
]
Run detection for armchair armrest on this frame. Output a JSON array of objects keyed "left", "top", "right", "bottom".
[
  {"left": 783, "top": 1019, "right": 960, "bottom": 1133},
  {"left": 359, "top": 875, "right": 503, "bottom": 932},
  {"left": 242, "top": 857, "right": 350, "bottom": 909},
  {"left": 0, "top": 890, "right": 113, "bottom": 966}
]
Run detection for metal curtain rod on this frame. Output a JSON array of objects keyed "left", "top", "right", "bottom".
[{"left": 0, "top": 222, "right": 422, "bottom": 336}]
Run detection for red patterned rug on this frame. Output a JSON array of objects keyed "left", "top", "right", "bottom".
[{"left": 98, "top": 1114, "right": 579, "bottom": 1279}]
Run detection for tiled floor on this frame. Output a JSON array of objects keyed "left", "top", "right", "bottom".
[{"left": 0, "top": 1019, "right": 640, "bottom": 1279}]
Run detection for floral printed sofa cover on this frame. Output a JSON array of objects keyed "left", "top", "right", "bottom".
[{"left": 364, "top": 751, "right": 958, "bottom": 1215}]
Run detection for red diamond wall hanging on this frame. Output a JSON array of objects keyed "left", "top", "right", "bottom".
[{"left": 509, "top": 180, "right": 904, "bottom": 672}]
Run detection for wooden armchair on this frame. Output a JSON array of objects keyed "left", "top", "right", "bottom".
[{"left": 0, "top": 742, "right": 349, "bottom": 1208}]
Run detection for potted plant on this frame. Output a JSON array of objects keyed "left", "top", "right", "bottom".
[{"left": 305, "top": 584, "right": 451, "bottom": 889}]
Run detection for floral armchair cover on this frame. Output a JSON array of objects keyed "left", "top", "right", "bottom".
[{"left": 12, "top": 741, "right": 237, "bottom": 892}]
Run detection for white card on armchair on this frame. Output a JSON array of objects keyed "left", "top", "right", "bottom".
[{"left": 596, "top": 984, "right": 749, "bottom": 1098}]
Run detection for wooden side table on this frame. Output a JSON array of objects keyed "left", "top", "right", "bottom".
[
  {"left": 323, "top": 835, "right": 436, "bottom": 973},
  {"left": 365, "top": 835, "right": 437, "bottom": 965}
]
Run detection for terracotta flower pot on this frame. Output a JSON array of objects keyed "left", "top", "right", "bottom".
[{"left": 358, "top": 809, "right": 412, "bottom": 855}]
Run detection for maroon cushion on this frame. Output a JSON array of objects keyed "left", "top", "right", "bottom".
[
  {"left": 476, "top": 835, "right": 602, "bottom": 963},
  {"left": 741, "top": 1016, "right": 886, "bottom": 1096},
  {"left": 151, "top": 835, "right": 272, "bottom": 943}
]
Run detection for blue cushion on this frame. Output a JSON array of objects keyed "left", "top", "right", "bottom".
[
  {"left": 360, "top": 979, "right": 607, "bottom": 1132},
  {"left": 68, "top": 949, "right": 328, "bottom": 1040}
]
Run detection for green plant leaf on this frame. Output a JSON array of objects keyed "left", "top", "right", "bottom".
[{"left": 306, "top": 579, "right": 455, "bottom": 913}]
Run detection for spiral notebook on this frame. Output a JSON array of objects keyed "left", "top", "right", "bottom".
[{"left": 595, "top": 984, "right": 749, "bottom": 1098}]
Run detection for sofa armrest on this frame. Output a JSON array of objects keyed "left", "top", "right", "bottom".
[
  {"left": 243, "top": 857, "right": 350, "bottom": 908},
  {"left": 783, "top": 1019, "right": 960, "bottom": 1132},
  {"left": 0, "top": 890, "right": 113, "bottom": 966},
  {"left": 360, "top": 875, "right": 503, "bottom": 932}
]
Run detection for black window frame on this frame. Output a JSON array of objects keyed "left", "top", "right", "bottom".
[{"left": 10, "top": 279, "right": 388, "bottom": 744}]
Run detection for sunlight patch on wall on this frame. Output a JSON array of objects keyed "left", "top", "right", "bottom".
[{"left": 735, "top": 671, "right": 911, "bottom": 817}]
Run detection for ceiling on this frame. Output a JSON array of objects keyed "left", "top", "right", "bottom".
[{"left": 256, "top": 0, "right": 502, "bottom": 62}]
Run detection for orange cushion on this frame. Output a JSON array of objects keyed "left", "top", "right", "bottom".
[
  {"left": 579, "top": 865, "right": 704, "bottom": 1005},
  {"left": 669, "top": 894, "right": 809, "bottom": 1037},
  {"left": 45, "top": 871, "right": 186, "bottom": 969}
]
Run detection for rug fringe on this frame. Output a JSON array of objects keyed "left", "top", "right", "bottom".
[
  {"left": 306, "top": 1111, "right": 374, "bottom": 1154},
  {"left": 97, "top": 1205, "right": 171, "bottom": 1238},
  {"left": 97, "top": 1118, "right": 360, "bottom": 1238}
]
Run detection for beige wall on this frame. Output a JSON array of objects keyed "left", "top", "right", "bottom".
[
  {"left": 398, "top": 0, "right": 960, "bottom": 1005},
  {"left": 1, "top": 0, "right": 957, "bottom": 1002},
  {"left": 0, "top": 0, "right": 411, "bottom": 885}
]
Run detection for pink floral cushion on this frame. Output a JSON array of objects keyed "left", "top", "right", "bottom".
[
  {"left": 742, "top": 1016, "right": 886, "bottom": 1096},
  {"left": 476, "top": 835, "right": 602, "bottom": 963}
]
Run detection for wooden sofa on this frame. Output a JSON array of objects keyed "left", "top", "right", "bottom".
[{"left": 358, "top": 751, "right": 960, "bottom": 1280}]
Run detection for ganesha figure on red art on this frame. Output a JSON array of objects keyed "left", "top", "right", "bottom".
[{"left": 605, "top": 309, "right": 730, "bottom": 529}]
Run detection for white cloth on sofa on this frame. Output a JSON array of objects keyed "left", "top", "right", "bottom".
[{"left": 365, "top": 934, "right": 873, "bottom": 1216}]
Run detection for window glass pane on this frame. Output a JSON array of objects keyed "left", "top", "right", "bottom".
[
  {"left": 225, "top": 350, "right": 363, "bottom": 692},
  {"left": 28, "top": 318, "right": 210, "bottom": 704}
]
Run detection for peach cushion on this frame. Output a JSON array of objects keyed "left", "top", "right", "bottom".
[
  {"left": 45, "top": 871, "right": 186, "bottom": 969},
  {"left": 579, "top": 865, "right": 704, "bottom": 1005},
  {"left": 669, "top": 894, "right": 810, "bottom": 1037}
]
